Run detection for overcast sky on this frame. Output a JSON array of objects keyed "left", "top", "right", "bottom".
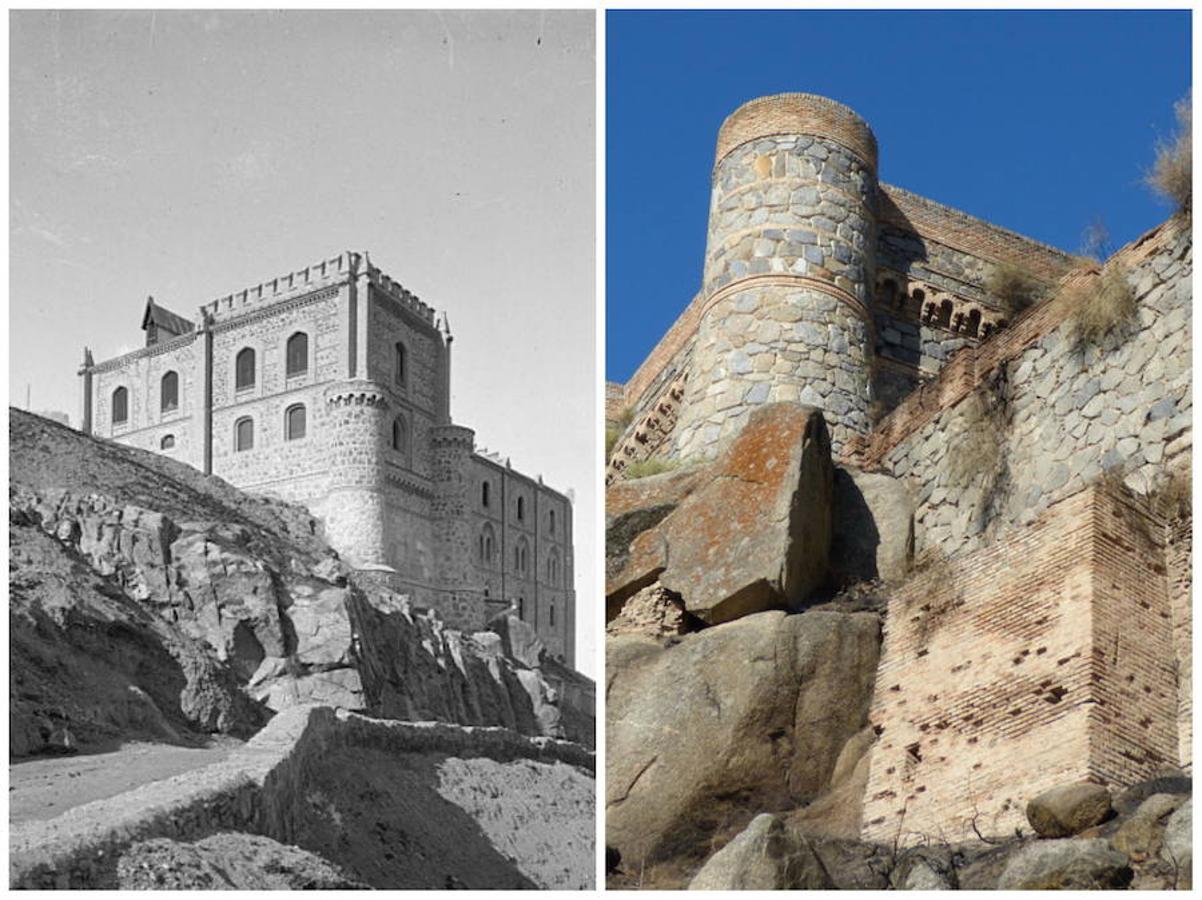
[{"left": 9, "top": 10, "right": 597, "bottom": 675}]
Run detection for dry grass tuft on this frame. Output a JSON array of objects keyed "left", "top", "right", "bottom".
[
  {"left": 623, "top": 457, "right": 680, "bottom": 480},
  {"left": 947, "top": 391, "right": 1005, "bottom": 489},
  {"left": 1147, "top": 95, "right": 1192, "bottom": 213},
  {"left": 605, "top": 426, "right": 623, "bottom": 459},
  {"left": 985, "top": 262, "right": 1049, "bottom": 316},
  {"left": 1067, "top": 264, "right": 1137, "bottom": 345}
]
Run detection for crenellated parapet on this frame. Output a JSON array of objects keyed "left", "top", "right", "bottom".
[{"left": 197, "top": 250, "right": 435, "bottom": 327}]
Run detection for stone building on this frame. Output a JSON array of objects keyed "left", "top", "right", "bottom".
[
  {"left": 79, "top": 251, "right": 576, "bottom": 665},
  {"left": 608, "top": 92, "right": 1191, "bottom": 845}
]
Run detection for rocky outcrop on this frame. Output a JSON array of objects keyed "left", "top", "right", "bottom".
[
  {"left": 9, "top": 410, "right": 591, "bottom": 755},
  {"left": 996, "top": 839, "right": 1133, "bottom": 890},
  {"left": 116, "top": 834, "right": 369, "bottom": 890},
  {"left": 1026, "top": 782, "right": 1115, "bottom": 838},
  {"left": 609, "top": 404, "right": 834, "bottom": 625},
  {"left": 830, "top": 466, "right": 914, "bottom": 585},
  {"left": 605, "top": 608, "right": 880, "bottom": 868}
]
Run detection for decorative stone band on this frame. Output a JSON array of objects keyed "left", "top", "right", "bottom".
[
  {"left": 325, "top": 385, "right": 391, "bottom": 410},
  {"left": 700, "top": 272, "right": 875, "bottom": 329},
  {"left": 429, "top": 423, "right": 476, "bottom": 450},
  {"left": 88, "top": 330, "right": 198, "bottom": 374},
  {"left": 605, "top": 375, "right": 687, "bottom": 485},
  {"left": 715, "top": 92, "right": 878, "bottom": 172},
  {"left": 875, "top": 269, "right": 1010, "bottom": 340},
  {"left": 207, "top": 285, "right": 340, "bottom": 335},
  {"left": 384, "top": 470, "right": 436, "bottom": 500}
]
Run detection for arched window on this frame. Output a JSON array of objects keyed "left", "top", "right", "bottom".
[
  {"left": 286, "top": 332, "right": 308, "bottom": 377},
  {"left": 111, "top": 387, "right": 128, "bottom": 424},
  {"left": 515, "top": 537, "right": 529, "bottom": 575},
  {"left": 391, "top": 417, "right": 408, "bottom": 455},
  {"left": 285, "top": 404, "right": 306, "bottom": 441},
  {"left": 547, "top": 548, "right": 560, "bottom": 586},
  {"left": 549, "top": 508, "right": 556, "bottom": 535},
  {"left": 160, "top": 371, "right": 179, "bottom": 413},
  {"left": 395, "top": 342, "right": 407, "bottom": 385},
  {"left": 482, "top": 480, "right": 491, "bottom": 508},
  {"left": 234, "top": 416, "right": 254, "bottom": 452},
  {"left": 478, "top": 524, "right": 496, "bottom": 565},
  {"left": 516, "top": 495, "right": 525, "bottom": 521},
  {"left": 235, "top": 348, "right": 256, "bottom": 391},
  {"left": 160, "top": 434, "right": 175, "bottom": 450},
  {"left": 517, "top": 597, "right": 525, "bottom": 621},
  {"left": 549, "top": 601, "right": 556, "bottom": 627}
]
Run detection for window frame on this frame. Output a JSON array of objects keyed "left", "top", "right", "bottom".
[
  {"left": 285, "top": 331, "right": 309, "bottom": 379},
  {"left": 111, "top": 386, "right": 129, "bottom": 425},
  {"left": 234, "top": 347, "right": 256, "bottom": 392},
  {"left": 160, "top": 370, "right": 179, "bottom": 414},
  {"left": 284, "top": 403, "right": 307, "bottom": 442},
  {"left": 234, "top": 416, "right": 255, "bottom": 452}
]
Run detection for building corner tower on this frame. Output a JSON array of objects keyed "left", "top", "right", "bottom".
[{"left": 672, "top": 93, "right": 879, "bottom": 457}]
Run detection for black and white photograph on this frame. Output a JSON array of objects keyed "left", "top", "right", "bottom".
[{"left": 9, "top": 9, "right": 595, "bottom": 890}]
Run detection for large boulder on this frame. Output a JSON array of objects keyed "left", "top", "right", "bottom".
[
  {"left": 996, "top": 838, "right": 1133, "bottom": 889},
  {"left": 830, "top": 466, "right": 914, "bottom": 585},
  {"left": 613, "top": 404, "right": 833, "bottom": 626},
  {"left": 1026, "top": 782, "right": 1113, "bottom": 838},
  {"left": 784, "top": 726, "right": 875, "bottom": 839},
  {"left": 1159, "top": 800, "right": 1191, "bottom": 876},
  {"left": 687, "top": 814, "right": 890, "bottom": 891},
  {"left": 605, "top": 463, "right": 712, "bottom": 614},
  {"left": 1111, "top": 793, "right": 1186, "bottom": 859},
  {"left": 605, "top": 608, "right": 880, "bottom": 868}
]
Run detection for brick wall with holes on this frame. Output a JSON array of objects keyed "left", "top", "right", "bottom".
[
  {"left": 1165, "top": 509, "right": 1192, "bottom": 771},
  {"left": 862, "top": 484, "right": 1181, "bottom": 845}
]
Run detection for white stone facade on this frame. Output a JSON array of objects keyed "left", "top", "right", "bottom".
[{"left": 80, "top": 251, "right": 576, "bottom": 665}]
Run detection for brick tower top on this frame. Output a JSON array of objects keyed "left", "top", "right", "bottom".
[{"left": 714, "top": 92, "right": 879, "bottom": 171}]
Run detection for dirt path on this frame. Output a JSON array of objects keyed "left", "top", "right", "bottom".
[{"left": 9, "top": 740, "right": 241, "bottom": 825}]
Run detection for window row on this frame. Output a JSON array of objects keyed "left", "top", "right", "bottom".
[
  {"left": 236, "top": 331, "right": 310, "bottom": 391},
  {"left": 476, "top": 527, "right": 563, "bottom": 585},
  {"left": 111, "top": 372, "right": 179, "bottom": 424},
  {"left": 231, "top": 404, "right": 309, "bottom": 451},
  {"left": 514, "top": 596, "right": 558, "bottom": 628},
  {"left": 478, "top": 482, "right": 560, "bottom": 535}
]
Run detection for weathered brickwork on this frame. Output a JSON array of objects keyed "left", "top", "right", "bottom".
[
  {"left": 863, "top": 485, "right": 1182, "bottom": 845},
  {"left": 81, "top": 251, "right": 577, "bottom": 666}
]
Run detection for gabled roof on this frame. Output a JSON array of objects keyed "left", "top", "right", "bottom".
[{"left": 141, "top": 296, "right": 195, "bottom": 336}]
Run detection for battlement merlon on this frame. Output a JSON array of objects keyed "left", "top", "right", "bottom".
[
  {"left": 81, "top": 251, "right": 445, "bottom": 376},
  {"left": 196, "top": 250, "right": 438, "bottom": 328}
]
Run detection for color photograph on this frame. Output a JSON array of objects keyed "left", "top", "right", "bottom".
[{"left": 604, "top": 8, "right": 1192, "bottom": 890}]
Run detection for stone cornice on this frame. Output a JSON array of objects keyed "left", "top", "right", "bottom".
[
  {"left": 90, "top": 332, "right": 198, "bottom": 374},
  {"left": 209, "top": 286, "right": 340, "bottom": 334}
]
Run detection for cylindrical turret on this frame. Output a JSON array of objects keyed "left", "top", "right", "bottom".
[
  {"left": 673, "top": 93, "right": 879, "bottom": 457},
  {"left": 317, "top": 380, "right": 392, "bottom": 568},
  {"left": 429, "top": 422, "right": 485, "bottom": 630}
]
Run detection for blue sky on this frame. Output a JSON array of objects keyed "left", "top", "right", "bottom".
[{"left": 606, "top": 9, "right": 1191, "bottom": 382}]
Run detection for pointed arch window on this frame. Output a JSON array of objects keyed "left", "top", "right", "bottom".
[
  {"left": 235, "top": 348, "right": 256, "bottom": 391},
  {"left": 160, "top": 371, "right": 179, "bottom": 413},
  {"left": 111, "top": 387, "right": 129, "bottom": 425},
  {"left": 285, "top": 404, "right": 306, "bottom": 441},
  {"left": 517, "top": 495, "right": 525, "bottom": 521},
  {"left": 286, "top": 332, "right": 309, "bottom": 377},
  {"left": 482, "top": 480, "right": 491, "bottom": 508}
]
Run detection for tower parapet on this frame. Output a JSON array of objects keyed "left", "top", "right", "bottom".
[{"left": 674, "top": 92, "right": 878, "bottom": 457}]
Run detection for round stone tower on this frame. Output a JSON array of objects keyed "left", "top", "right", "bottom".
[
  {"left": 672, "top": 93, "right": 879, "bottom": 458},
  {"left": 318, "top": 380, "right": 392, "bottom": 569},
  {"left": 428, "top": 422, "right": 485, "bottom": 630}
]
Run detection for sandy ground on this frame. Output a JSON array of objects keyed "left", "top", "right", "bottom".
[
  {"left": 293, "top": 746, "right": 595, "bottom": 890},
  {"left": 9, "top": 740, "right": 240, "bottom": 825}
]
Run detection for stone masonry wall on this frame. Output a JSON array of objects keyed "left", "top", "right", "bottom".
[
  {"left": 9, "top": 705, "right": 593, "bottom": 889},
  {"left": 862, "top": 484, "right": 1181, "bottom": 846},
  {"left": 674, "top": 100, "right": 879, "bottom": 458},
  {"left": 850, "top": 217, "right": 1191, "bottom": 559}
]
